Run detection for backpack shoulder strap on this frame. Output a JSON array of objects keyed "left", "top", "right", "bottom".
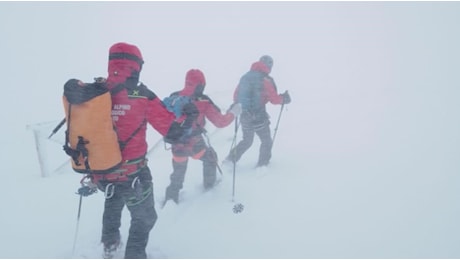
[
  {"left": 110, "top": 82, "right": 156, "bottom": 150},
  {"left": 118, "top": 119, "right": 147, "bottom": 151},
  {"left": 63, "top": 103, "right": 91, "bottom": 171}
]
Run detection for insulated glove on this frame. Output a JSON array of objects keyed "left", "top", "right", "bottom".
[
  {"left": 77, "top": 185, "right": 97, "bottom": 196},
  {"left": 281, "top": 91, "right": 291, "bottom": 105},
  {"left": 228, "top": 103, "right": 242, "bottom": 117},
  {"left": 76, "top": 175, "right": 98, "bottom": 196}
]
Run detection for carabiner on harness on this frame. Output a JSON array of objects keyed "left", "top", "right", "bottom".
[
  {"left": 131, "top": 176, "right": 143, "bottom": 200},
  {"left": 131, "top": 176, "right": 140, "bottom": 189},
  {"left": 104, "top": 183, "right": 115, "bottom": 199}
]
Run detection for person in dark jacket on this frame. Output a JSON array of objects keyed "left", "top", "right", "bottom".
[
  {"left": 226, "top": 55, "right": 291, "bottom": 167},
  {"left": 91, "top": 42, "right": 196, "bottom": 259},
  {"left": 164, "top": 69, "right": 241, "bottom": 204}
]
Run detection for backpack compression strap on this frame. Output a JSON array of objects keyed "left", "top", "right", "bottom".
[{"left": 63, "top": 103, "right": 91, "bottom": 172}]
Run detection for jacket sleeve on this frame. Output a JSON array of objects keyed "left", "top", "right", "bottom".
[
  {"left": 200, "top": 96, "right": 235, "bottom": 128},
  {"left": 146, "top": 97, "right": 178, "bottom": 136},
  {"left": 263, "top": 77, "right": 284, "bottom": 105}
]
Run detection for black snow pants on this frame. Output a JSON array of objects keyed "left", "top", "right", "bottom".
[
  {"left": 166, "top": 135, "right": 218, "bottom": 200},
  {"left": 228, "top": 111, "right": 273, "bottom": 166},
  {"left": 100, "top": 166, "right": 157, "bottom": 259}
]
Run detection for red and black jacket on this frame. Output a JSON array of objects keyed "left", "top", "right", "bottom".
[
  {"left": 100, "top": 42, "right": 190, "bottom": 181},
  {"left": 233, "top": 61, "right": 284, "bottom": 106},
  {"left": 178, "top": 69, "right": 235, "bottom": 131}
]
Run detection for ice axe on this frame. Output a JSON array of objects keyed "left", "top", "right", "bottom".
[{"left": 48, "top": 118, "right": 66, "bottom": 139}]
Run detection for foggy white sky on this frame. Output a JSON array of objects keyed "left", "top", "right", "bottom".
[{"left": 3, "top": 1, "right": 460, "bottom": 124}]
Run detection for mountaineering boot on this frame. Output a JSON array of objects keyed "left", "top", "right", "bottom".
[
  {"left": 224, "top": 152, "right": 237, "bottom": 164},
  {"left": 164, "top": 160, "right": 186, "bottom": 205},
  {"left": 203, "top": 179, "right": 215, "bottom": 191},
  {"left": 165, "top": 185, "right": 179, "bottom": 204},
  {"left": 103, "top": 239, "right": 121, "bottom": 259},
  {"left": 203, "top": 166, "right": 216, "bottom": 190},
  {"left": 221, "top": 157, "right": 233, "bottom": 171},
  {"left": 201, "top": 149, "right": 217, "bottom": 190},
  {"left": 256, "top": 161, "right": 270, "bottom": 168}
]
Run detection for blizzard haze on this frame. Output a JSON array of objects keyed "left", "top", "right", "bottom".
[{"left": 1, "top": 1, "right": 460, "bottom": 258}]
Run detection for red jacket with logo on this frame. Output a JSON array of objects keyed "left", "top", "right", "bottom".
[
  {"left": 107, "top": 79, "right": 176, "bottom": 161},
  {"left": 106, "top": 42, "right": 178, "bottom": 162}
]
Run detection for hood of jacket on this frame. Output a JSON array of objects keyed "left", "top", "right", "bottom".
[
  {"left": 179, "top": 69, "right": 206, "bottom": 97},
  {"left": 250, "top": 61, "right": 271, "bottom": 74}
]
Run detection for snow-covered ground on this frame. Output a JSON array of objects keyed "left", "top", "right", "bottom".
[{"left": 1, "top": 1, "right": 460, "bottom": 258}]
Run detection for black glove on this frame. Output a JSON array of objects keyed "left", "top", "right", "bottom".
[
  {"left": 281, "top": 91, "right": 291, "bottom": 105},
  {"left": 76, "top": 175, "right": 98, "bottom": 196},
  {"left": 76, "top": 185, "right": 97, "bottom": 197}
]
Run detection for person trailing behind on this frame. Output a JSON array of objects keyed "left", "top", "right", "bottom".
[
  {"left": 63, "top": 42, "right": 197, "bottom": 259},
  {"left": 226, "top": 55, "right": 291, "bottom": 167},
  {"left": 163, "top": 69, "right": 242, "bottom": 205}
]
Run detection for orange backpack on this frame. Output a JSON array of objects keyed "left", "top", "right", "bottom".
[{"left": 62, "top": 78, "right": 122, "bottom": 174}]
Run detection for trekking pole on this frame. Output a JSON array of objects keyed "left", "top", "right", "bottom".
[
  {"left": 48, "top": 118, "right": 66, "bottom": 139},
  {"left": 272, "top": 99, "right": 286, "bottom": 149},
  {"left": 71, "top": 175, "right": 97, "bottom": 257},
  {"left": 72, "top": 194, "right": 83, "bottom": 257},
  {"left": 228, "top": 117, "right": 240, "bottom": 156},
  {"left": 231, "top": 117, "right": 239, "bottom": 202}
]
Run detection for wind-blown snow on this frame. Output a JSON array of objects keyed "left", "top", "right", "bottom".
[{"left": 1, "top": 1, "right": 460, "bottom": 258}]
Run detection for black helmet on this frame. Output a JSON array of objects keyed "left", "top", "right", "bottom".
[{"left": 259, "top": 55, "right": 273, "bottom": 69}]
